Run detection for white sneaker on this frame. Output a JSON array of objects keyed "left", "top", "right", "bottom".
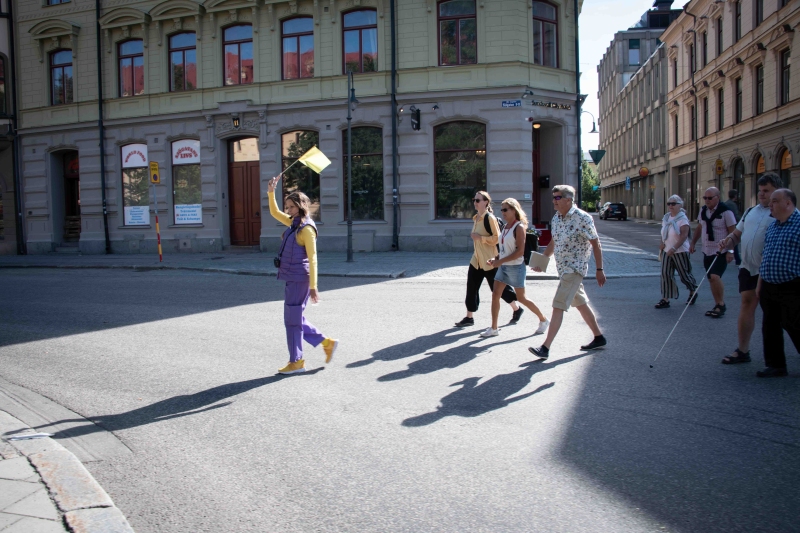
[
  {"left": 534, "top": 319, "right": 550, "bottom": 335},
  {"left": 479, "top": 327, "right": 499, "bottom": 338}
]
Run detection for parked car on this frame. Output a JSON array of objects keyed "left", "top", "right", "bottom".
[{"left": 599, "top": 202, "right": 627, "bottom": 221}]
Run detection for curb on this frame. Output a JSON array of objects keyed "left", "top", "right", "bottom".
[
  {"left": 0, "top": 263, "right": 661, "bottom": 280},
  {"left": 0, "top": 411, "right": 135, "bottom": 533}
]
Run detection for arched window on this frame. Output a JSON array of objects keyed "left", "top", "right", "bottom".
[
  {"left": 118, "top": 40, "right": 144, "bottom": 97},
  {"left": 282, "top": 131, "right": 321, "bottom": 221},
  {"left": 50, "top": 49, "right": 73, "bottom": 105},
  {"left": 532, "top": 1, "right": 557, "bottom": 68},
  {"left": 438, "top": 0, "right": 477, "bottom": 66},
  {"left": 755, "top": 153, "right": 765, "bottom": 180},
  {"left": 343, "top": 127, "right": 383, "bottom": 220},
  {"left": 121, "top": 144, "right": 149, "bottom": 226},
  {"left": 169, "top": 32, "right": 197, "bottom": 92},
  {"left": 172, "top": 140, "right": 202, "bottom": 225},
  {"left": 282, "top": 17, "right": 314, "bottom": 80},
  {"left": 224, "top": 25, "right": 253, "bottom": 86},
  {"left": 779, "top": 148, "right": 792, "bottom": 190},
  {"left": 343, "top": 10, "right": 377, "bottom": 73},
  {"left": 434, "top": 121, "right": 486, "bottom": 219}
]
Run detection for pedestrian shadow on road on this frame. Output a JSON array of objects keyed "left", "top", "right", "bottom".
[
  {"left": 377, "top": 333, "right": 533, "bottom": 381},
  {"left": 30, "top": 371, "right": 323, "bottom": 439},
  {"left": 347, "top": 328, "right": 481, "bottom": 368},
  {"left": 402, "top": 354, "right": 588, "bottom": 427}
]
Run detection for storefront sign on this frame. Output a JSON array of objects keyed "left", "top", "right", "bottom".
[
  {"left": 639, "top": 166, "right": 649, "bottom": 177},
  {"left": 757, "top": 155, "right": 765, "bottom": 174},
  {"left": 781, "top": 150, "right": 792, "bottom": 170},
  {"left": 530, "top": 100, "right": 571, "bottom": 110},
  {"left": 502, "top": 100, "right": 522, "bottom": 108},
  {"left": 124, "top": 206, "right": 150, "bottom": 226},
  {"left": 715, "top": 159, "right": 724, "bottom": 175},
  {"left": 174, "top": 204, "right": 202, "bottom": 224},
  {"left": 172, "top": 139, "right": 201, "bottom": 165},
  {"left": 122, "top": 144, "right": 148, "bottom": 168}
]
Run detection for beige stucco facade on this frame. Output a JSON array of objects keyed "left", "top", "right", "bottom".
[
  {"left": 13, "top": 0, "right": 582, "bottom": 254},
  {"left": 662, "top": 0, "right": 800, "bottom": 219}
]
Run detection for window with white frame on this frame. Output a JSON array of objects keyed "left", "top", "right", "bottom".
[{"left": 172, "top": 140, "right": 202, "bottom": 225}]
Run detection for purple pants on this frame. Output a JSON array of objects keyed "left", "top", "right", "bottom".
[{"left": 284, "top": 280, "right": 325, "bottom": 362}]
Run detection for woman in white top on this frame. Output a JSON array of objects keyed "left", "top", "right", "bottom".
[
  {"left": 480, "top": 198, "right": 549, "bottom": 338},
  {"left": 656, "top": 195, "right": 698, "bottom": 308}
]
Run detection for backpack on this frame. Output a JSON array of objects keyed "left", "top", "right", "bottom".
[{"left": 483, "top": 212, "right": 505, "bottom": 235}]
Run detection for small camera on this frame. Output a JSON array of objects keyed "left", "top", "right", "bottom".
[{"left": 273, "top": 257, "right": 281, "bottom": 268}]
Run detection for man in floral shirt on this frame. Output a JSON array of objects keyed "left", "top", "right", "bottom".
[{"left": 529, "top": 185, "right": 607, "bottom": 360}]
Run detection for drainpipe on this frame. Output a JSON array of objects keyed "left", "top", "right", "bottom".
[
  {"left": 685, "top": 7, "right": 699, "bottom": 220},
  {"left": 574, "top": 0, "right": 582, "bottom": 208},
  {"left": 390, "top": 0, "right": 399, "bottom": 250},
  {"left": 5, "top": 0, "right": 24, "bottom": 254},
  {"left": 96, "top": 0, "right": 110, "bottom": 253}
]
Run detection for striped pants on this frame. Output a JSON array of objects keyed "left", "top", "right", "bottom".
[{"left": 660, "top": 251, "right": 698, "bottom": 299}]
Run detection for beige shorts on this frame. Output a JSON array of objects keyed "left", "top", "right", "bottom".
[{"left": 553, "top": 272, "right": 589, "bottom": 311}]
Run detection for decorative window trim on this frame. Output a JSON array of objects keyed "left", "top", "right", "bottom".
[
  {"left": 203, "top": 0, "right": 259, "bottom": 38},
  {"left": 151, "top": 0, "right": 206, "bottom": 45},
  {"left": 28, "top": 19, "right": 80, "bottom": 63},
  {"left": 99, "top": 8, "right": 151, "bottom": 52}
]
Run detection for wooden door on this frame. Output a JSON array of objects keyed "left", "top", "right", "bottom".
[
  {"left": 228, "top": 160, "right": 261, "bottom": 245},
  {"left": 63, "top": 152, "right": 81, "bottom": 242},
  {"left": 531, "top": 128, "right": 541, "bottom": 224}
]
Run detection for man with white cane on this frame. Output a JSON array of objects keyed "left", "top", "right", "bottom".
[{"left": 689, "top": 187, "right": 737, "bottom": 318}]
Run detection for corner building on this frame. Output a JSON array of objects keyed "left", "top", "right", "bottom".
[{"left": 13, "top": 0, "right": 581, "bottom": 255}]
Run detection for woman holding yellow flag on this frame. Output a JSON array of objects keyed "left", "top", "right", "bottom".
[{"left": 267, "top": 146, "right": 337, "bottom": 375}]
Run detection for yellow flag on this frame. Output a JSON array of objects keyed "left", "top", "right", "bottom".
[{"left": 298, "top": 146, "right": 331, "bottom": 174}]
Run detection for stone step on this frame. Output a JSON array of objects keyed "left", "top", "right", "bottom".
[{"left": 54, "top": 246, "right": 80, "bottom": 254}]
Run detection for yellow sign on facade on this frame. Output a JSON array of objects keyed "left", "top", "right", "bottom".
[
  {"left": 715, "top": 159, "right": 724, "bottom": 175},
  {"left": 149, "top": 162, "right": 160, "bottom": 184},
  {"left": 757, "top": 155, "right": 765, "bottom": 174},
  {"left": 781, "top": 149, "right": 792, "bottom": 170}
]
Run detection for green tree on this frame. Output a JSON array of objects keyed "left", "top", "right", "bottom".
[{"left": 581, "top": 162, "right": 601, "bottom": 212}]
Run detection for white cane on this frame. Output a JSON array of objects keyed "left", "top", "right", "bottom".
[{"left": 650, "top": 252, "right": 722, "bottom": 368}]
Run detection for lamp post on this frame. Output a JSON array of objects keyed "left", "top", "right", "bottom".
[
  {"left": 346, "top": 70, "right": 358, "bottom": 262},
  {"left": 581, "top": 110, "right": 598, "bottom": 134}
]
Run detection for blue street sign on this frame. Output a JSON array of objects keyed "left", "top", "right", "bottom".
[
  {"left": 625, "top": 176, "right": 631, "bottom": 190},
  {"left": 502, "top": 100, "right": 522, "bottom": 108}
]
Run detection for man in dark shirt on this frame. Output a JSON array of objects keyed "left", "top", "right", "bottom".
[{"left": 755, "top": 189, "right": 800, "bottom": 378}]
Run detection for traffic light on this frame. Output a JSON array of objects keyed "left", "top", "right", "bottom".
[{"left": 411, "top": 107, "right": 421, "bottom": 131}]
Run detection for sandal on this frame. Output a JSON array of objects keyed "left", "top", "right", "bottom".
[
  {"left": 721, "top": 348, "right": 751, "bottom": 364},
  {"left": 706, "top": 304, "right": 726, "bottom": 318},
  {"left": 687, "top": 291, "right": 698, "bottom": 306},
  {"left": 654, "top": 299, "right": 670, "bottom": 309}
]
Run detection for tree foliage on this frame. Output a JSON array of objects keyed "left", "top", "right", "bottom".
[{"left": 581, "top": 162, "right": 601, "bottom": 212}]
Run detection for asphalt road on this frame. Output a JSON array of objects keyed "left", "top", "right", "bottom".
[
  {"left": 593, "top": 213, "right": 665, "bottom": 252},
  {"left": 1, "top": 242, "right": 798, "bottom": 532}
]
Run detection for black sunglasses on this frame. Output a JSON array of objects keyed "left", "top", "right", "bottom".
[
  {"left": 552, "top": 195, "right": 563, "bottom": 201},
  {"left": 473, "top": 198, "right": 485, "bottom": 203},
  {"left": 702, "top": 196, "right": 717, "bottom": 200},
  {"left": 667, "top": 202, "right": 678, "bottom": 206},
  {"left": 500, "top": 208, "right": 509, "bottom": 212}
]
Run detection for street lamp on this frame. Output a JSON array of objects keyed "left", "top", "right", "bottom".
[
  {"left": 581, "top": 110, "right": 598, "bottom": 134},
  {"left": 346, "top": 70, "right": 359, "bottom": 263}
]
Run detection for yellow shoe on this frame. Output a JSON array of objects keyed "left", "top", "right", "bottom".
[
  {"left": 278, "top": 360, "right": 306, "bottom": 375},
  {"left": 322, "top": 338, "right": 338, "bottom": 364}
]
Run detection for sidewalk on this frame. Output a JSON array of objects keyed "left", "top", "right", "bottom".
[
  {"left": 0, "top": 233, "right": 661, "bottom": 280},
  {"left": 0, "top": 411, "right": 134, "bottom": 533}
]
